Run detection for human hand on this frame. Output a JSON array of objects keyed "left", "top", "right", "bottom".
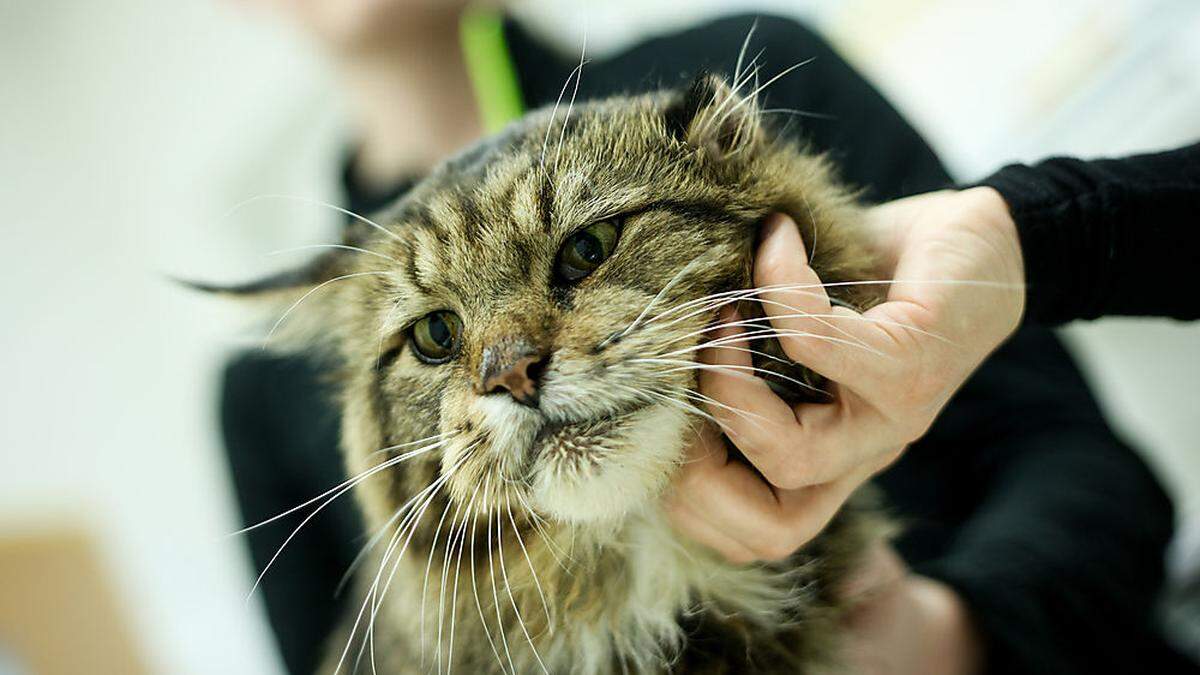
[
  {"left": 839, "top": 543, "right": 982, "bottom": 675},
  {"left": 239, "top": 0, "right": 424, "bottom": 50},
  {"left": 666, "top": 188, "right": 1024, "bottom": 561}
]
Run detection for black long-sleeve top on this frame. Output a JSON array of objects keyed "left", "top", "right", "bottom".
[
  {"left": 220, "top": 15, "right": 1195, "bottom": 674},
  {"left": 983, "top": 142, "right": 1200, "bottom": 323}
]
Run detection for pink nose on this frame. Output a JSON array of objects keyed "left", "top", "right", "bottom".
[{"left": 477, "top": 341, "right": 545, "bottom": 407}]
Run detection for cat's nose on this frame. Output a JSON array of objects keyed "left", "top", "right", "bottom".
[{"left": 477, "top": 341, "right": 546, "bottom": 407}]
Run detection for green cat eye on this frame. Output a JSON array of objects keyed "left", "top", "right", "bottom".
[
  {"left": 556, "top": 219, "right": 621, "bottom": 283},
  {"left": 410, "top": 311, "right": 463, "bottom": 364}
]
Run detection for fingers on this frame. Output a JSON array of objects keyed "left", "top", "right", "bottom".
[
  {"left": 667, "top": 424, "right": 873, "bottom": 563},
  {"left": 665, "top": 498, "right": 759, "bottom": 565},
  {"left": 699, "top": 307, "right": 898, "bottom": 488},
  {"left": 786, "top": 403, "right": 905, "bottom": 487},
  {"left": 754, "top": 213, "right": 887, "bottom": 391},
  {"left": 698, "top": 308, "right": 806, "bottom": 486}
]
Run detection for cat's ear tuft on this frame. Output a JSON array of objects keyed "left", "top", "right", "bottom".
[
  {"left": 665, "top": 72, "right": 762, "bottom": 158},
  {"left": 176, "top": 247, "right": 355, "bottom": 351},
  {"left": 175, "top": 251, "right": 339, "bottom": 297}
]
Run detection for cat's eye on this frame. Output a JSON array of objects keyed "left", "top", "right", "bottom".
[
  {"left": 410, "top": 311, "right": 463, "bottom": 364},
  {"left": 556, "top": 219, "right": 621, "bottom": 283}
]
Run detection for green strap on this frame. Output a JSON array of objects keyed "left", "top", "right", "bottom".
[{"left": 460, "top": 7, "right": 526, "bottom": 133}]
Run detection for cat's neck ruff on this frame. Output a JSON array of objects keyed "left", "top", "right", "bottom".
[{"left": 374, "top": 506, "right": 794, "bottom": 675}]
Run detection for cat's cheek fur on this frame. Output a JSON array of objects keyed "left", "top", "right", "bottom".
[{"left": 528, "top": 404, "right": 690, "bottom": 524}]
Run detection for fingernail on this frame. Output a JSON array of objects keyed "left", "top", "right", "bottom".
[
  {"left": 761, "top": 212, "right": 793, "bottom": 241},
  {"left": 759, "top": 213, "right": 807, "bottom": 261}
]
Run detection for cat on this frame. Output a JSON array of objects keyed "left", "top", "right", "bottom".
[{"left": 211, "top": 73, "right": 889, "bottom": 674}]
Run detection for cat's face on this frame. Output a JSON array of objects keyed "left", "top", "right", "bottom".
[{"left": 245, "top": 77, "right": 869, "bottom": 530}]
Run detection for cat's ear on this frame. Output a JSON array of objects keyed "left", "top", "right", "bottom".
[
  {"left": 665, "top": 72, "right": 763, "bottom": 158},
  {"left": 179, "top": 246, "right": 355, "bottom": 351}
]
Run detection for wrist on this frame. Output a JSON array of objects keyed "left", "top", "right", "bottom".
[
  {"left": 907, "top": 575, "right": 983, "bottom": 675},
  {"left": 958, "top": 185, "right": 1027, "bottom": 335}
]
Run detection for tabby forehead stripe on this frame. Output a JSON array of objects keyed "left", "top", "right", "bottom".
[{"left": 537, "top": 172, "right": 554, "bottom": 234}]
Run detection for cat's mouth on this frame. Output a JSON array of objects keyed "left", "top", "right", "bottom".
[
  {"left": 533, "top": 408, "right": 636, "bottom": 457},
  {"left": 524, "top": 402, "right": 690, "bottom": 524},
  {"left": 529, "top": 419, "right": 622, "bottom": 479}
]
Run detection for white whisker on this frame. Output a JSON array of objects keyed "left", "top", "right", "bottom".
[
  {"left": 223, "top": 193, "right": 402, "bottom": 243},
  {"left": 498, "top": 508, "right": 549, "bottom": 674},
  {"left": 507, "top": 494, "right": 553, "bottom": 632},
  {"left": 264, "top": 270, "right": 390, "bottom": 345},
  {"left": 554, "top": 28, "right": 588, "bottom": 171},
  {"left": 267, "top": 243, "right": 400, "bottom": 265}
]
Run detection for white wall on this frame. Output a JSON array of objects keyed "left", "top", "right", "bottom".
[{"left": 1, "top": 1, "right": 1196, "bottom": 672}]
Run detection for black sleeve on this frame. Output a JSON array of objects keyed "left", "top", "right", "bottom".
[
  {"left": 915, "top": 424, "right": 1187, "bottom": 674},
  {"left": 891, "top": 327, "right": 1191, "bottom": 674},
  {"left": 980, "top": 142, "right": 1200, "bottom": 323}
]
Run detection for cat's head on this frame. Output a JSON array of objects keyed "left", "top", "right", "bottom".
[{"left": 215, "top": 75, "right": 874, "bottom": 531}]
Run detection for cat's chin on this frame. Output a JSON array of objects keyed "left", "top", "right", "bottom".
[{"left": 526, "top": 403, "right": 690, "bottom": 525}]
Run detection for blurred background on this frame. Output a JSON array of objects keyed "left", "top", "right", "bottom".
[{"left": 1, "top": 0, "right": 1197, "bottom": 672}]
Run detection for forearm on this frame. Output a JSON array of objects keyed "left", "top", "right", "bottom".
[{"left": 980, "top": 142, "right": 1200, "bottom": 323}]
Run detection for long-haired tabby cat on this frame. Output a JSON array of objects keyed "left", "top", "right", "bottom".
[{"left": 214, "top": 72, "right": 891, "bottom": 674}]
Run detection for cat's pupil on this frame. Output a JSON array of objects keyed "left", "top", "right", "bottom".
[
  {"left": 428, "top": 314, "right": 451, "bottom": 347},
  {"left": 573, "top": 233, "right": 603, "bottom": 264}
]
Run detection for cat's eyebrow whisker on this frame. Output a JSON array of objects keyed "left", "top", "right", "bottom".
[
  {"left": 732, "top": 20, "right": 759, "bottom": 89},
  {"left": 374, "top": 294, "right": 407, "bottom": 366},
  {"left": 713, "top": 57, "right": 817, "bottom": 135},
  {"left": 541, "top": 32, "right": 587, "bottom": 175},
  {"left": 266, "top": 242, "right": 400, "bottom": 265},
  {"left": 554, "top": 29, "right": 589, "bottom": 172},
  {"left": 264, "top": 270, "right": 391, "bottom": 346},
  {"left": 700, "top": 41, "right": 763, "bottom": 141},
  {"left": 758, "top": 107, "right": 837, "bottom": 121},
  {"left": 220, "top": 193, "right": 402, "bottom": 243},
  {"left": 498, "top": 507, "right": 550, "bottom": 674}
]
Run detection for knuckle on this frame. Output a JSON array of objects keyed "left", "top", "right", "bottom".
[
  {"left": 755, "top": 252, "right": 792, "bottom": 286},
  {"left": 768, "top": 459, "right": 808, "bottom": 490},
  {"left": 757, "top": 534, "right": 802, "bottom": 562},
  {"left": 725, "top": 549, "right": 757, "bottom": 566}
]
